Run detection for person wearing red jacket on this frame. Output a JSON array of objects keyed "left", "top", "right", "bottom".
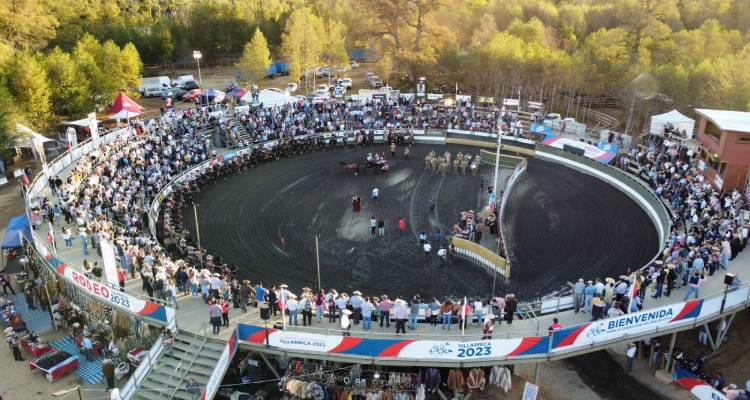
[
  {"left": 117, "top": 267, "right": 126, "bottom": 292},
  {"left": 221, "top": 299, "right": 230, "bottom": 327}
]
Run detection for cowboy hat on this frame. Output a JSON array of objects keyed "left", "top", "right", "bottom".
[
  {"left": 279, "top": 284, "right": 288, "bottom": 288},
  {"left": 353, "top": 290, "right": 362, "bottom": 295},
  {"left": 605, "top": 277, "right": 615, "bottom": 284},
  {"left": 485, "top": 314, "right": 496, "bottom": 320},
  {"left": 342, "top": 309, "right": 352, "bottom": 316},
  {"left": 242, "top": 280, "right": 251, "bottom": 284},
  {"left": 592, "top": 297, "right": 605, "bottom": 307},
  {"left": 655, "top": 260, "right": 664, "bottom": 265}
]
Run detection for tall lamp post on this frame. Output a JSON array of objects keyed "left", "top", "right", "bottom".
[
  {"left": 192, "top": 51, "right": 203, "bottom": 84},
  {"left": 193, "top": 50, "right": 203, "bottom": 108}
]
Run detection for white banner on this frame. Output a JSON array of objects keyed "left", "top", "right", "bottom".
[
  {"left": 100, "top": 239, "right": 119, "bottom": 287},
  {"left": 503, "top": 98, "right": 520, "bottom": 107}
]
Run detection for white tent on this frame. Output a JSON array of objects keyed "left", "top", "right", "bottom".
[
  {"left": 241, "top": 89, "right": 296, "bottom": 108},
  {"left": 15, "top": 124, "right": 54, "bottom": 148},
  {"left": 650, "top": 109, "right": 695, "bottom": 137}
]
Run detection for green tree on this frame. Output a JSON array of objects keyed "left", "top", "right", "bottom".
[
  {"left": 282, "top": 7, "right": 324, "bottom": 91},
  {"left": 238, "top": 27, "right": 272, "bottom": 85},
  {"left": 6, "top": 53, "right": 51, "bottom": 129},
  {"left": 73, "top": 35, "right": 110, "bottom": 110},
  {"left": 44, "top": 47, "right": 89, "bottom": 117},
  {"left": 0, "top": 81, "right": 20, "bottom": 158},
  {"left": 324, "top": 21, "right": 350, "bottom": 69},
  {"left": 0, "top": 0, "right": 58, "bottom": 50},
  {"left": 119, "top": 43, "right": 143, "bottom": 97}
]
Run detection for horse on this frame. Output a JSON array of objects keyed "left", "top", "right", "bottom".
[{"left": 339, "top": 161, "right": 359, "bottom": 175}]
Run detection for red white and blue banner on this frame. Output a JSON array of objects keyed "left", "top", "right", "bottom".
[
  {"left": 674, "top": 365, "right": 728, "bottom": 400},
  {"left": 235, "top": 292, "right": 750, "bottom": 362},
  {"left": 36, "top": 240, "right": 174, "bottom": 325},
  {"left": 542, "top": 135, "right": 618, "bottom": 164}
]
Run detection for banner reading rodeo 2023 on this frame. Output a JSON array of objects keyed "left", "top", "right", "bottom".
[
  {"left": 237, "top": 298, "right": 718, "bottom": 362},
  {"left": 34, "top": 238, "right": 175, "bottom": 326}
]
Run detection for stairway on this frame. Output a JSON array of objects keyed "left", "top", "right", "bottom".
[{"left": 131, "top": 330, "right": 226, "bottom": 400}]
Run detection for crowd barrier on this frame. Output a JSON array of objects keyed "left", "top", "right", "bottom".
[
  {"left": 478, "top": 149, "right": 523, "bottom": 168},
  {"left": 236, "top": 282, "right": 750, "bottom": 367},
  {"left": 449, "top": 236, "right": 510, "bottom": 279}
]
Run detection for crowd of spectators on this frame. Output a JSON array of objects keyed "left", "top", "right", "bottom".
[{"left": 25, "top": 98, "right": 748, "bottom": 343}]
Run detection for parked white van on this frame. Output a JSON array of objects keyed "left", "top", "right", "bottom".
[{"left": 139, "top": 76, "right": 170, "bottom": 97}]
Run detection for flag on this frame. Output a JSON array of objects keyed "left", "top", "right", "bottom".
[
  {"left": 278, "top": 290, "right": 286, "bottom": 329},
  {"left": 461, "top": 296, "right": 468, "bottom": 336},
  {"left": 626, "top": 274, "right": 637, "bottom": 313},
  {"left": 47, "top": 223, "right": 56, "bottom": 253}
]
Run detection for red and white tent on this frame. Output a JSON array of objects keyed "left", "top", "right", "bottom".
[{"left": 106, "top": 92, "right": 144, "bottom": 120}]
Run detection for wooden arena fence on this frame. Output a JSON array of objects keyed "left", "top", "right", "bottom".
[{"left": 448, "top": 236, "right": 510, "bottom": 279}]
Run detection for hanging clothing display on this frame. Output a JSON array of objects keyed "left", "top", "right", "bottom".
[
  {"left": 415, "top": 384, "right": 425, "bottom": 400},
  {"left": 424, "top": 368, "right": 441, "bottom": 392},
  {"left": 488, "top": 366, "right": 512, "bottom": 393},
  {"left": 466, "top": 368, "right": 486, "bottom": 391},
  {"left": 447, "top": 369, "right": 465, "bottom": 391}
]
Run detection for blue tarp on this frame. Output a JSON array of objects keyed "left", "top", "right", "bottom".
[{"left": 2, "top": 215, "right": 32, "bottom": 249}]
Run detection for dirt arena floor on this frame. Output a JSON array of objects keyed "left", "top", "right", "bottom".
[
  {"left": 502, "top": 158, "right": 659, "bottom": 298},
  {"left": 185, "top": 144, "right": 658, "bottom": 301}
]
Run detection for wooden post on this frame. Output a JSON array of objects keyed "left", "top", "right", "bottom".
[
  {"left": 315, "top": 235, "right": 321, "bottom": 291},
  {"left": 665, "top": 332, "right": 677, "bottom": 372}
]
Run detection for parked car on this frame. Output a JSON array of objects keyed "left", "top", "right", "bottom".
[
  {"left": 317, "top": 67, "right": 331, "bottom": 77},
  {"left": 172, "top": 75, "right": 195, "bottom": 87},
  {"left": 316, "top": 84, "right": 329, "bottom": 93},
  {"left": 351, "top": 61, "right": 360, "bottom": 69},
  {"left": 169, "top": 81, "right": 200, "bottom": 100},
  {"left": 139, "top": 76, "right": 170, "bottom": 97},
  {"left": 341, "top": 78, "right": 353, "bottom": 89},
  {"left": 286, "top": 82, "right": 299, "bottom": 93},
  {"left": 336, "top": 66, "right": 348, "bottom": 74}
]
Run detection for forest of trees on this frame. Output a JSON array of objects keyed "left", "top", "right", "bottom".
[{"left": 1, "top": 0, "right": 750, "bottom": 147}]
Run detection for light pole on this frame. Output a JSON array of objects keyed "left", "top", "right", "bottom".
[
  {"left": 192, "top": 51, "right": 203, "bottom": 85},
  {"left": 491, "top": 120, "right": 504, "bottom": 296},
  {"left": 193, "top": 51, "right": 203, "bottom": 108}
]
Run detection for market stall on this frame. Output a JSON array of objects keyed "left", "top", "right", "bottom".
[{"left": 30, "top": 349, "right": 80, "bottom": 382}]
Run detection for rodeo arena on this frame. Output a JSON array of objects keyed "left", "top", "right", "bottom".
[{"left": 3, "top": 86, "right": 750, "bottom": 400}]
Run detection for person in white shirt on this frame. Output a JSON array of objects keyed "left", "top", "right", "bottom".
[
  {"left": 423, "top": 242, "right": 432, "bottom": 262},
  {"left": 285, "top": 296, "right": 299, "bottom": 326},
  {"left": 626, "top": 343, "right": 637, "bottom": 372},
  {"left": 437, "top": 247, "right": 447, "bottom": 265},
  {"left": 372, "top": 187, "right": 379, "bottom": 202}
]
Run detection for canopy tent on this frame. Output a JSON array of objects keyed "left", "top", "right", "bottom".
[
  {"left": 227, "top": 87, "right": 248, "bottom": 98},
  {"left": 201, "top": 88, "right": 226, "bottom": 103},
  {"left": 1, "top": 215, "right": 32, "bottom": 249},
  {"left": 240, "top": 89, "right": 296, "bottom": 108},
  {"left": 650, "top": 109, "right": 695, "bottom": 137},
  {"left": 106, "top": 92, "right": 144, "bottom": 120},
  {"left": 14, "top": 125, "right": 54, "bottom": 149}
]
